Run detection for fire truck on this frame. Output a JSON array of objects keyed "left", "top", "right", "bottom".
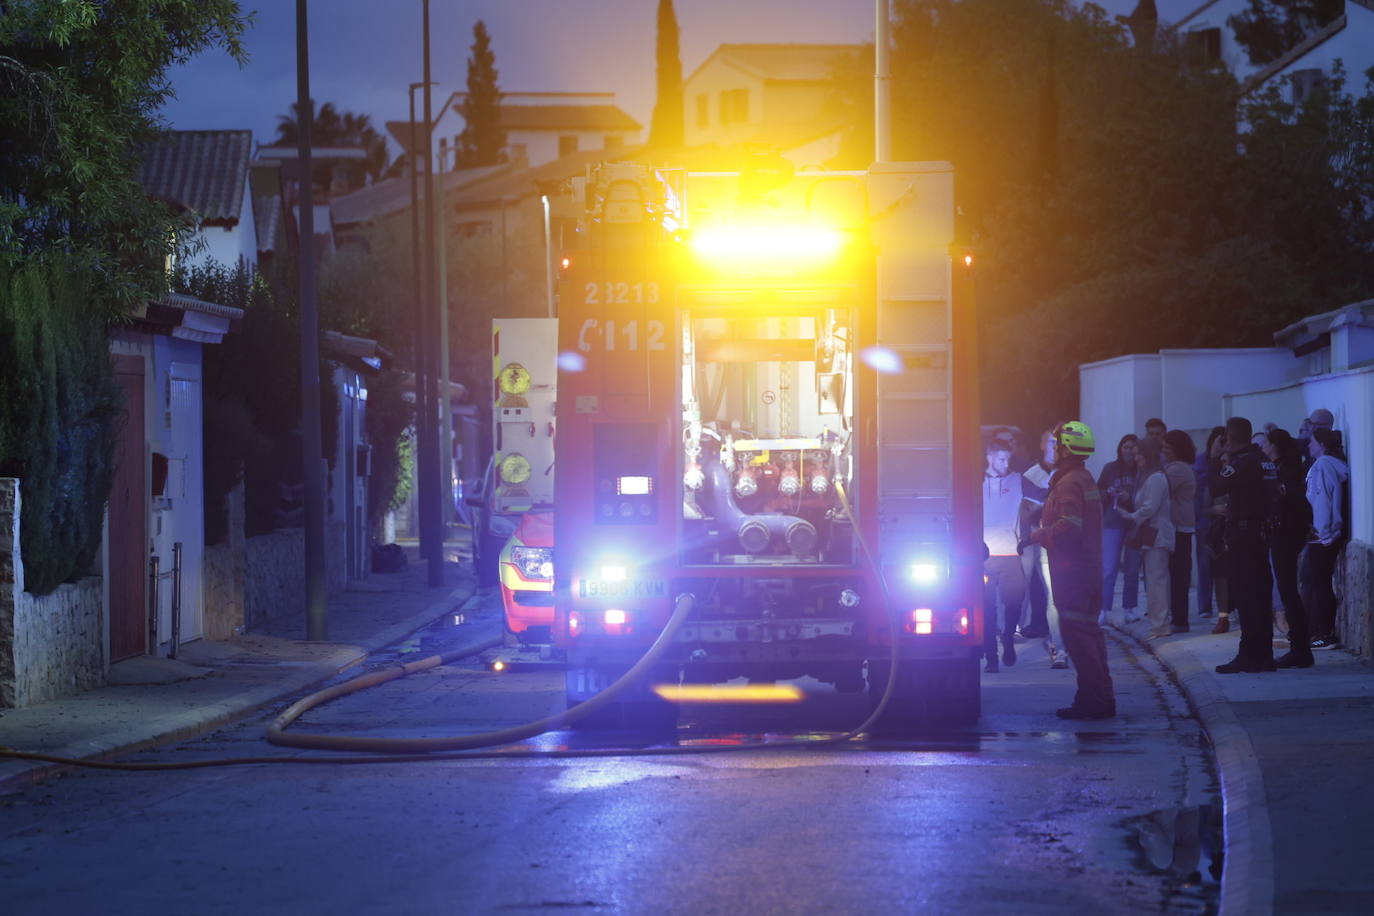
[{"left": 552, "top": 159, "right": 982, "bottom": 731}]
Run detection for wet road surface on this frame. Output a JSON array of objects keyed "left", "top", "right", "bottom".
[{"left": 0, "top": 593, "right": 1220, "bottom": 914}]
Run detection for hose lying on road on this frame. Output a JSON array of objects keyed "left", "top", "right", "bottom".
[{"left": 0, "top": 483, "right": 906, "bottom": 770}]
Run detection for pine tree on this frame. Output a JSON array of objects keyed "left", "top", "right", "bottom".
[
  {"left": 649, "top": 0, "right": 684, "bottom": 148},
  {"left": 457, "top": 21, "right": 506, "bottom": 168}
]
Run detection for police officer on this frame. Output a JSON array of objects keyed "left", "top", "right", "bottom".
[
  {"left": 1211, "top": 415, "right": 1278, "bottom": 673},
  {"left": 1025, "top": 421, "right": 1115, "bottom": 719}
]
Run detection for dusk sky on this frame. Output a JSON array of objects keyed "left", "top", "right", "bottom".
[{"left": 159, "top": 1, "right": 1199, "bottom": 151}]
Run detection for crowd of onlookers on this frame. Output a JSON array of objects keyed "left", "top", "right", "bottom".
[{"left": 981, "top": 408, "right": 1350, "bottom": 674}]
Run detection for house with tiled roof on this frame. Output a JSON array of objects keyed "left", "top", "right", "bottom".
[
  {"left": 1169, "top": 0, "right": 1374, "bottom": 102},
  {"left": 682, "top": 43, "right": 865, "bottom": 160},
  {"left": 387, "top": 91, "right": 641, "bottom": 171},
  {"left": 138, "top": 129, "right": 257, "bottom": 271}
]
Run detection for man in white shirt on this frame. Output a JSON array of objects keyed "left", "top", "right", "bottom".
[{"left": 983, "top": 440, "right": 1027, "bottom": 672}]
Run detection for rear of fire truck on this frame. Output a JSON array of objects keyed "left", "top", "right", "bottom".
[{"left": 552, "top": 160, "right": 982, "bottom": 730}]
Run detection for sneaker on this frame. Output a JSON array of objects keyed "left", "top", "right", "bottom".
[
  {"left": 1002, "top": 637, "right": 1017, "bottom": 668},
  {"left": 1050, "top": 650, "right": 1070, "bottom": 670},
  {"left": 1198, "top": 608, "right": 1215, "bottom": 619},
  {"left": 1012, "top": 628, "right": 1028, "bottom": 644},
  {"left": 1056, "top": 704, "right": 1115, "bottom": 720},
  {"left": 1123, "top": 610, "right": 1142, "bottom": 624},
  {"left": 1310, "top": 637, "right": 1340, "bottom": 650},
  {"left": 1275, "top": 651, "right": 1314, "bottom": 669},
  {"left": 1211, "top": 616, "right": 1230, "bottom": 635}
]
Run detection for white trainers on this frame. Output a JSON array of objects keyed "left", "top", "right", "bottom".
[{"left": 1050, "top": 648, "right": 1070, "bottom": 669}]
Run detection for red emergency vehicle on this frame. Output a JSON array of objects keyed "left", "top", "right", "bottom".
[{"left": 552, "top": 161, "right": 982, "bottom": 731}]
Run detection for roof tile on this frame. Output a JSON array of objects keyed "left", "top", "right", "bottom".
[{"left": 138, "top": 130, "right": 252, "bottom": 225}]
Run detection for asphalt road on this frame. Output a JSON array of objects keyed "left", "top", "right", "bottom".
[{"left": 0, "top": 594, "right": 1221, "bottom": 915}]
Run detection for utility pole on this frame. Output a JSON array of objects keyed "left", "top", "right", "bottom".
[
  {"left": 875, "top": 0, "right": 892, "bottom": 163},
  {"left": 421, "top": 0, "right": 444, "bottom": 586},
  {"left": 295, "top": 0, "right": 327, "bottom": 639},
  {"left": 408, "top": 81, "right": 433, "bottom": 560},
  {"left": 436, "top": 144, "right": 453, "bottom": 528}
]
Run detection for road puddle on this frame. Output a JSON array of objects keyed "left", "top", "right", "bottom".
[{"left": 1123, "top": 800, "right": 1223, "bottom": 914}]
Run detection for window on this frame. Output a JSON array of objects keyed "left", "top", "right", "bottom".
[
  {"left": 558, "top": 135, "right": 579, "bottom": 157},
  {"left": 1185, "top": 27, "right": 1221, "bottom": 65},
  {"left": 718, "top": 88, "right": 749, "bottom": 125},
  {"left": 603, "top": 134, "right": 624, "bottom": 150},
  {"left": 696, "top": 93, "right": 709, "bottom": 128},
  {"left": 1291, "top": 68, "right": 1326, "bottom": 107}
]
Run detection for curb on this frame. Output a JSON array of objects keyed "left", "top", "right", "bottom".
[
  {"left": 0, "top": 581, "right": 483, "bottom": 793},
  {"left": 1109, "top": 624, "right": 1274, "bottom": 916}
]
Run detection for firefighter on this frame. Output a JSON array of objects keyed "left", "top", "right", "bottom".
[{"left": 1025, "top": 420, "right": 1116, "bottom": 719}]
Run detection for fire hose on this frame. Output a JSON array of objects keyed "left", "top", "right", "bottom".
[{"left": 0, "top": 480, "right": 906, "bottom": 770}]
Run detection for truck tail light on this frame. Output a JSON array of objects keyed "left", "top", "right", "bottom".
[
  {"left": 569, "top": 611, "right": 584, "bottom": 638},
  {"left": 906, "top": 608, "right": 934, "bottom": 635},
  {"left": 956, "top": 609, "right": 970, "bottom": 636},
  {"left": 603, "top": 608, "right": 632, "bottom": 636}
]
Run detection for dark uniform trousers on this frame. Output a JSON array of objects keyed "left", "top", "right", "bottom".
[
  {"left": 1227, "top": 522, "right": 1273, "bottom": 665},
  {"left": 1060, "top": 606, "right": 1114, "bottom": 713}
]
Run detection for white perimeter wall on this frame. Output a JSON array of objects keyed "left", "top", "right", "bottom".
[
  {"left": 1080, "top": 348, "right": 1294, "bottom": 476},
  {"left": 1079, "top": 354, "right": 1160, "bottom": 478}
]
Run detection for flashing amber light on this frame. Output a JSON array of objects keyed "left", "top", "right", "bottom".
[
  {"left": 963, "top": 253, "right": 974, "bottom": 268},
  {"left": 690, "top": 225, "right": 844, "bottom": 263},
  {"left": 491, "top": 659, "right": 507, "bottom": 672},
  {"left": 560, "top": 255, "right": 572, "bottom": 271},
  {"left": 652, "top": 683, "right": 804, "bottom": 703}
]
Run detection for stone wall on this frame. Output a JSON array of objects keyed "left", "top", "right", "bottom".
[
  {"left": 243, "top": 522, "right": 347, "bottom": 628},
  {"left": 0, "top": 479, "right": 105, "bottom": 708},
  {"left": 1337, "top": 539, "right": 1374, "bottom": 659},
  {"left": 203, "top": 483, "right": 246, "bottom": 640}
]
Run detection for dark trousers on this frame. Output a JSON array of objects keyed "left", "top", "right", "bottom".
[
  {"left": 1271, "top": 537, "right": 1309, "bottom": 657},
  {"left": 1227, "top": 526, "right": 1273, "bottom": 664},
  {"left": 983, "top": 555, "right": 1025, "bottom": 659},
  {"left": 1195, "top": 523, "right": 1213, "bottom": 615},
  {"left": 1301, "top": 541, "right": 1341, "bottom": 641},
  {"left": 1169, "top": 532, "right": 1194, "bottom": 626},
  {"left": 1060, "top": 613, "right": 1115, "bottom": 712}
]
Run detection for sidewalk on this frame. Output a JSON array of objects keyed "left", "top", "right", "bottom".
[
  {"left": 1111, "top": 615, "right": 1374, "bottom": 916},
  {"left": 0, "top": 553, "right": 497, "bottom": 793}
]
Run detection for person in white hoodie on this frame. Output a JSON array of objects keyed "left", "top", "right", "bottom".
[
  {"left": 1304, "top": 428, "right": 1350, "bottom": 649},
  {"left": 1116, "top": 436, "right": 1175, "bottom": 639}
]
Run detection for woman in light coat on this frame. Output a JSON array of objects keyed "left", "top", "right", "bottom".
[{"left": 1116, "top": 437, "right": 1175, "bottom": 639}]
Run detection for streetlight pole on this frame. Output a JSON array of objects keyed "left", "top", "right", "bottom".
[
  {"left": 408, "top": 81, "right": 434, "bottom": 561},
  {"left": 421, "top": 0, "right": 444, "bottom": 586},
  {"left": 295, "top": 0, "right": 327, "bottom": 639}
]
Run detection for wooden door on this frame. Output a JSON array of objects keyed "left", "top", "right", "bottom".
[{"left": 109, "top": 355, "right": 147, "bottom": 661}]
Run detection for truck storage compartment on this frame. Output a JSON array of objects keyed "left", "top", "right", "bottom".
[{"left": 680, "top": 307, "right": 856, "bottom": 567}]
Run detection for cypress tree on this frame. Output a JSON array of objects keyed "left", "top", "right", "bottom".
[
  {"left": 457, "top": 21, "right": 506, "bottom": 168},
  {"left": 649, "top": 0, "right": 684, "bottom": 148}
]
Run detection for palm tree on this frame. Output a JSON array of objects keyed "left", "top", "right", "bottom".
[{"left": 274, "top": 99, "right": 388, "bottom": 187}]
